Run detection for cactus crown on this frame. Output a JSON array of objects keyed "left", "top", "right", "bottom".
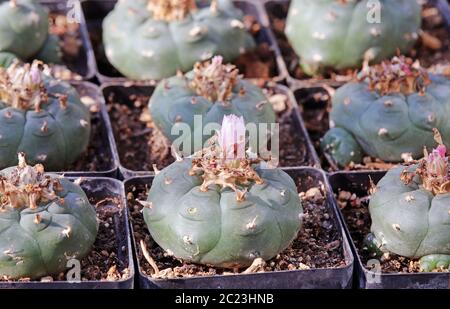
[
  {"left": 359, "top": 55, "right": 431, "bottom": 95},
  {"left": 189, "top": 115, "right": 264, "bottom": 201},
  {"left": 0, "top": 60, "right": 49, "bottom": 112},
  {"left": 190, "top": 56, "right": 241, "bottom": 103},
  {"left": 400, "top": 130, "right": 450, "bottom": 195},
  {"left": 147, "top": 0, "right": 198, "bottom": 21},
  {"left": 0, "top": 153, "right": 62, "bottom": 210}
]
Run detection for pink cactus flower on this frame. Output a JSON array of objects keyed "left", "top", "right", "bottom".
[
  {"left": 29, "top": 67, "right": 41, "bottom": 85},
  {"left": 218, "top": 114, "right": 246, "bottom": 161},
  {"left": 427, "top": 145, "right": 448, "bottom": 177}
]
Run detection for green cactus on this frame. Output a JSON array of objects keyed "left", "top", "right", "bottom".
[
  {"left": 149, "top": 56, "right": 276, "bottom": 155},
  {"left": 0, "top": 0, "right": 62, "bottom": 64},
  {"left": 369, "top": 143, "right": 450, "bottom": 272},
  {"left": 285, "top": 0, "right": 421, "bottom": 75},
  {"left": 143, "top": 115, "right": 302, "bottom": 268},
  {"left": 321, "top": 56, "right": 450, "bottom": 167},
  {"left": 102, "top": 0, "right": 255, "bottom": 80},
  {"left": 0, "top": 153, "right": 98, "bottom": 279},
  {"left": 0, "top": 52, "right": 18, "bottom": 68},
  {"left": 0, "top": 60, "right": 91, "bottom": 171}
]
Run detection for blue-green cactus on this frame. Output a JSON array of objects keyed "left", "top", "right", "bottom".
[
  {"left": 0, "top": 153, "right": 98, "bottom": 279},
  {"left": 285, "top": 0, "right": 421, "bottom": 75},
  {"left": 143, "top": 115, "right": 302, "bottom": 267},
  {"left": 321, "top": 56, "right": 450, "bottom": 167},
  {"left": 149, "top": 56, "right": 276, "bottom": 155},
  {"left": 102, "top": 0, "right": 255, "bottom": 80},
  {"left": 0, "top": 0, "right": 62, "bottom": 64},
  {"left": 368, "top": 143, "right": 450, "bottom": 272},
  {"left": 0, "top": 60, "right": 91, "bottom": 170}
]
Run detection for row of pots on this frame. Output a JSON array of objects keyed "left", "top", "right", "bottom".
[{"left": 10, "top": 0, "right": 448, "bottom": 289}]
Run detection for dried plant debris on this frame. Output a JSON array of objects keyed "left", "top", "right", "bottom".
[
  {"left": 90, "top": 10, "right": 276, "bottom": 80},
  {"left": 127, "top": 178, "right": 345, "bottom": 279},
  {"left": 0, "top": 175, "right": 130, "bottom": 282}
]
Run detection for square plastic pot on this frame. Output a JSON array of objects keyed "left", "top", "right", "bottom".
[
  {"left": 0, "top": 177, "right": 134, "bottom": 289},
  {"left": 54, "top": 81, "right": 118, "bottom": 178},
  {"left": 80, "top": 0, "right": 285, "bottom": 84},
  {"left": 329, "top": 171, "right": 450, "bottom": 289},
  {"left": 101, "top": 81, "right": 320, "bottom": 179},
  {"left": 124, "top": 167, "right": 354, "bottom": 289},
  {"left": 38, "top": 0, "right": 96, "bottom": 80},
  {"left": 260, "top": 0, "right": 450, "bottom": 89}
]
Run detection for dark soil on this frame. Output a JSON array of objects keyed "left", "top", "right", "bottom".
[
  {"left": 106, "top": 85, "right": 313, "bottom": 173},
  {"left": 87, "top": 11, "right": 278, "bottom": 81},
  {"left": 63, "top": 98, "right": 113, "bottom": 173},
  {"left": 266, "top": 1, "right": 450, "bottom": 82},
  {"left": 0, "top": 181, "right": 130, "bottom": 282},
  {"left": 126, "top": 176, "right": 345, "bottom": 279},
  {"left": 336, "top": 187, "right": 449, "bottom": 273}
]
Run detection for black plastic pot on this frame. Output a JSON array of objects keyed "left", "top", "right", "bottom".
[
  {"left": 0, "top": 177, "right": 134, "bottom": 289},
  {"left": 80, "top": 0, "right": 285, "bottom": 84},
  {"left": 260, "top": 0, "right": 450, "bottom": 89},
  {"left": 124, "top": 167, "right": 354, "bottom": 289},
  {"left": 329, "top": 171, "right": 450, "bottom": 289},
  {"left": 292, "top": 85, "right": 346, "bottom": 172},
  {"left": 54, "top": 81, "right": 118, "bottom": 178},
  {"left": 38, "top": 0, "right": 96, "bottom": 80},
  {"left": 101, "top": 81, "right": 320, "bottom": 179}
]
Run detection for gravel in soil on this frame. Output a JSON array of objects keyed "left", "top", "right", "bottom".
[
  {"left": 106, "top": 86, "right": 313, "bottom": 173},
  {"left": 126, "top": 176, "right": 345, "bottom": 279},
  {"left": 266, "top": 1, "right": 450, "bottom": 82},
  {"left": 336, "top": 188, "right": 449, "bottom": 273},
  {"left": 0, "top": 181, "right": 130, "bottom": 282}
]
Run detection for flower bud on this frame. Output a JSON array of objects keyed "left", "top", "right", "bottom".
[{"left": 218, "top": 114, "right": 246, "bottom": 161}]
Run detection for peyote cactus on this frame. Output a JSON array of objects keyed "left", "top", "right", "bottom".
[
  {"left": 143, "top": 115, "right": 302, "bottom": 268},
  {"left": 321, "top": 55, "right": 450, "bottom": 168},
  {"left": 0, "top": 60, "right": 91, "bottom": 170},
  {"left": 0, "top": 153, "right": 98, "bottom": 279},
  {"left": 0, "top": 0, "right": 62, "bottom": 64},
  {"left": 102, "top": 0, "right": 255, "bottom": 80},
  {"left": 149, "top": 56, "right": 276, "bottom": 155},
  {"left": 368, "top": 137, "right": 450, "bottom": 272},
  {"left": 285, "top": 0, "right": 421, "bottom": 75}
]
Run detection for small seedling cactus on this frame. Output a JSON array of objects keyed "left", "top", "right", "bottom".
[
  {"left": 285, "top": 0, "right": 421, "bottom": 75},
  {"left": 0, "top": 60, "right": 91, "bottom": 170},
  {"left": 0, "top": 153, "right": 98, "bottom": 279},
  {"left": 149, "top": 56, "right": 276, "bottom": 154},
  {"left": 143, "top": 115, "right": 302, "bottom": 267},
  {"left": 0, "top": 0, "right": 62, "bottom": 64},
  {"left": 102, "top": 0, "right": 255, "bottom": 80},
  {"left": 321, "top": 55, "right": 450, "bottom": 167},
  {"left": 368, "top": 134, "right": 450, "bottom": 272}
]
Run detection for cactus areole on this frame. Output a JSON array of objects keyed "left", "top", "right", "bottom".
[
  {"left": 0, "top": 0, "right": 62, "bottom": 64},
  {"left": 102, "top": 0, "right": 255, "bottom": 80},
  {"left": 285, "top": 0, "right": 421, "bottom": 75},
  {"left": 321, "top": 55, "right": 450, "bottom": 167},
  {"left": 143, "top": 115, "right": 302, "bottom": 268},
  {"left": 0, "top": 60, "right": 91, "bottom": 170},
  {"left": 369, "top": 138, "right": 450, "bottom": 272},
  {"left": 0, "top": 153, "right": 98, "bottom": 279},
  {"left": 149, "top": 56, "right": 276, "bottom": 155}
]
